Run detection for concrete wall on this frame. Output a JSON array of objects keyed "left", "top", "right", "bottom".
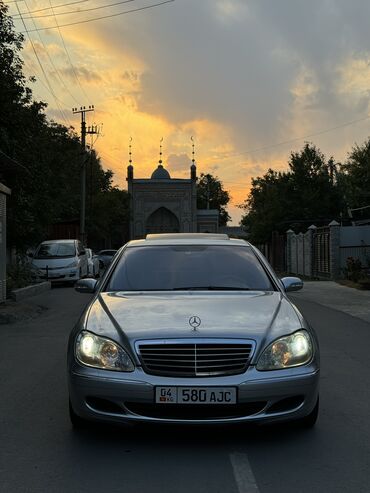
[
  {"left": 0, "top": 183, "right": 11, "bottom": 302},
  {"left": 339, "top": 225, "right": 370, "bottom": 270},
  {"left": 287, "top": 222, "right": 370, "bottom": 279},
  {"left": 286, "top": 227, "right": 315, "bottom": 277}
]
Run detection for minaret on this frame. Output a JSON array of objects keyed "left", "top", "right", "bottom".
[
  {"left": 190, "top": 136, "right": 197, "bottom": 180},
  {"left": 190, "top": 136, "right": 197, "bottom": 232},
  {"left": 127, "top": 137, "right": 133, "bottom": 181},
  {"left": 159, "top": 137, "right": 164, "bottom": 168},
  {"left": 126, "top": 137, "right": 134, "bottom": 240}
]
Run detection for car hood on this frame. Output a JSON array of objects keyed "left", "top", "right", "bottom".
[
  {"left": 31, "top": 257, "right": 76, "bottom": 268},
  {"left": 86, "top": 291, "right": 303, "bottom": 352}
]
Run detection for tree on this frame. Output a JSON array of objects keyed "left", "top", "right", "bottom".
[
  {"left": 0, "top": 2, "right": 130, "bottom": 251},
  {"left": 239, "top": 143, "right": 344, "bottom": 243},
  {"left": 341, "top": 138, "right": 370, "bottom": 209},
  {"left": 239, "top": 169, "right": 291, "bottom": 243},
  {"left": 88, "top": 187, "right": 130, "bottom": 249},
  {"left": 196, "top": 173, "right": 231, "bottom": 226}
]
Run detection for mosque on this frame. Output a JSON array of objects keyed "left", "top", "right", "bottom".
[{"left": 126, "top": 140, "right": 219, "bottom": 239}]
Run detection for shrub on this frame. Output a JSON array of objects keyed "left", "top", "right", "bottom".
[
  {"left": 343, "top": 256, "right": 363, "bottom": 283},
  {"left": 6, "top": 256, "right": 34, "bottom": 296}
]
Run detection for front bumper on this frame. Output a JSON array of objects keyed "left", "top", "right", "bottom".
[
  {"left": 68, "top": 362, "right": 320, "bottom": 425},
  {"left": 34, "top": 268, "right": 79, "bottom": 282}
]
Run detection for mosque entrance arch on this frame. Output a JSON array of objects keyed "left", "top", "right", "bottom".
[{"left": 146, "top": 207, "right": 180, "bottom": 234}]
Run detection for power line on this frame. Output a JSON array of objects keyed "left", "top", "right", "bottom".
[
  {"left": 15, "top": 1, "right": 71, "bottom": 125},
  {"left": 22, "top": 0, "right": 80, "bottom": 106},
  {"left": 216, "top": 115, "right": 370, "bottom": 162},
  {"left": 12, "top": 0, "right": 88, "bottom": 16},
  {"left": 20, "top": 0, "right": 175, "bottom": 33},
  {"left": 17, "top": 0, "right": 137, "bottom": 20},
  {"left": 46, "top": 0, "right": 91, "bottom": 105}
]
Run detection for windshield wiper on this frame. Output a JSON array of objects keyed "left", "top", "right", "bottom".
[{"left": 172, "top": 286, "right": 251, "bottom": 291}]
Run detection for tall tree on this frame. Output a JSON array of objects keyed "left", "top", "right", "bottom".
[
  {"left": 341, "top": 138, "right": 370, "bottom": 209},
  {"left": 239, "top": 143, "right": 344, "bottom": 243},
  {"left": 0, "top": 2, "right": 130, "bottom": 251},
  {"left": 196, "top": 173, "right": 230, "bottom": 226}
]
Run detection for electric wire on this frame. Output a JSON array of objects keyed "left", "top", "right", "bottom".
[
  {"left": 12, "top": 0, "right": 88, "bottom": 16},
  {"left": 46, "top": 0, "right": 91, "bottom": 105},
  {"left": 20, "top": 0, "right": 175, "bottom": 33},
  {"left": 14, "top": 1, "right": 71, "bottom": 125},
  {"left": 216, "top": 115, "right": 370, "bottom": 162},
  {"left": 18, "top": 0, "right": 137, "bottom": 20},
  {"left": 22, "top": 0, "right": 80, "bottom": 106}
]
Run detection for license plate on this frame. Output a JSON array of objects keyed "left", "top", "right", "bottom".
[{"left": 155, "top": 387, "right": 237, "bottom": 405}]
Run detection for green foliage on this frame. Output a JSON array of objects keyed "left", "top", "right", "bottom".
[
  {"left": 343, "top": 257, "right": 363, "bottom": 283},
  {"left": 196, "top": 173, "right": 231, "bottom": 226},
  {"left": 239, "top": 143, "right": 345, "bottom": 243},
  {"left": 87, "top": 187, "right": 130, "bottom": 249},
  {"left": 341, "top": 138, "right": 370, "bottom": 209},
  {"left": 6, "top": 256, "right": 34, "bottom": 295}
]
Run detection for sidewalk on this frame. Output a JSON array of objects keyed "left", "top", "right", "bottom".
[
  {"left": 0, "top": 294, "right": 48, "bottom": 324},
  {"left": 290, "top": 281, "right": 370, "bottom": 324}
]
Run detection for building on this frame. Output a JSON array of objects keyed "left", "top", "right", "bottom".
[
  {"left": 127, "top": 154, "right": 219, "bottom": 239},
  {"left": 0, "top": 150, "right": 28, "bottom": 302}
]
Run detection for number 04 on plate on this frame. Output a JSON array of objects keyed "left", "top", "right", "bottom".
[{"left": 155, "top": 387, "right": 237, "bottom": 404}]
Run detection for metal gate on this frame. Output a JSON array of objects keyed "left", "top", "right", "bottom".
[{"left": 313, "top": 226, "right": 330, "bottom": 277}]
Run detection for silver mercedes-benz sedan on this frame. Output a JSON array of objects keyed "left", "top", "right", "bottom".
[{"left": 68, "top": 233, "right": 319, "bottom": 428}]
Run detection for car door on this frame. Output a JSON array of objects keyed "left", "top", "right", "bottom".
[{"left": 77, "top": 241, "right": 88, "bottom": 277}]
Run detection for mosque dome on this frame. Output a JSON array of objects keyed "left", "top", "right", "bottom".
[{"left": 151, "top": 164, "right": 171, "bottom": 179}]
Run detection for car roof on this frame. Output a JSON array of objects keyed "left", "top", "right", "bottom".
[
  {"left": 127, "top": 233, "right": 250, "bottom": 248},
  {"left": 40, "top": 239, "right": 76, "bottom": 244}
]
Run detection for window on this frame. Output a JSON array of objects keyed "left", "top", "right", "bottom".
[{"left": 106, "top": 245, "right": 275, "bottom": 291}]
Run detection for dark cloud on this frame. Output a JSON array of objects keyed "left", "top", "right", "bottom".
[{"left": 86, "top": 1, "right": 370, "bottom": 159}]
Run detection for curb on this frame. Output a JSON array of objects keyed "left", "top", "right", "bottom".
[{"left": 11, "top": 282, "right": 51, "bottom": 302}]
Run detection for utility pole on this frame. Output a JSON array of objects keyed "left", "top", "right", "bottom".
[
  {"left": 72, "top": 105, "right": 95, "bottom": 244},
  {"left": 206, "top": 175, "right": 210, "bottom": 210}
]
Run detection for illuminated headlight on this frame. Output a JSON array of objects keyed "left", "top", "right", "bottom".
[
  {"left": 256, "top": 330, "right": 313, "bottom": 371},
  {"left": 76, "top": 331, "right": 134, "bottom": 372}
]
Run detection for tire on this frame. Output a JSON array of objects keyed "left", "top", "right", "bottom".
[
  {"left": 69, "top": 400, "right": 90, "bottom": 429},
  {"left": 295, "top": 396, "right": 319, "bottom": 428}
]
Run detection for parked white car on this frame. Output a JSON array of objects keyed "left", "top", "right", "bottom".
[
  {"left": 86, "top": 248, "right": 99, "bottom": 278},
  {"left": 30, "top": 239, "right": 88, "bottom": 283}
]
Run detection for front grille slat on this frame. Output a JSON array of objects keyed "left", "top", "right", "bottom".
[{"left": 137, "top": 340, "right": 254, "bottom": 377}]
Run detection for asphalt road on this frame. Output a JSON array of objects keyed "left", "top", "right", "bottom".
[{"left": 1, "top": 287, "right": 369, "bottom": 493}]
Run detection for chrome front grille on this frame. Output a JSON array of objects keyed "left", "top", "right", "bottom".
[{"left": 137, "top": 339, "right": 254, "bottom": 377}]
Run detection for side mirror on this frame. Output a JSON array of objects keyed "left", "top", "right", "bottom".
[
  {"left": 281, "top": 277, "right": 304, "bottom": 292},
  {"left": 75, "top": 278, "right": 97, "bottom": 294}
]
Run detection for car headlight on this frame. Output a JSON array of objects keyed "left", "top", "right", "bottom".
[
  {"left": 76, "top": 331, "right": 134, "bottom": 372},
  {"left": 256, "top": 330, "right": 313, "bottom": 371}
]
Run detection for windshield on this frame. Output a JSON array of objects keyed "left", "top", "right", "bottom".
[
  {"left": 35, "top": 242, "right": 76, "bottom": 259},
  {"left": 105, "top": 245, "right": 275, "bottom": 291}
]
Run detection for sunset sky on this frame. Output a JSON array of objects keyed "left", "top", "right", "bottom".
[{"left": 8, "top": 0, "right": 370, "bottom": 223}]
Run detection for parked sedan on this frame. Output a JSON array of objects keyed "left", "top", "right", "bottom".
[
  {"left": 86, "top": 248, "right": 99, "bottom": 278},
  {"left": 68, "top": 234, "right": 319, "bottom": 428},
  {"left": 96, "top": 249, "right": 117, "bottom": 270}
]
